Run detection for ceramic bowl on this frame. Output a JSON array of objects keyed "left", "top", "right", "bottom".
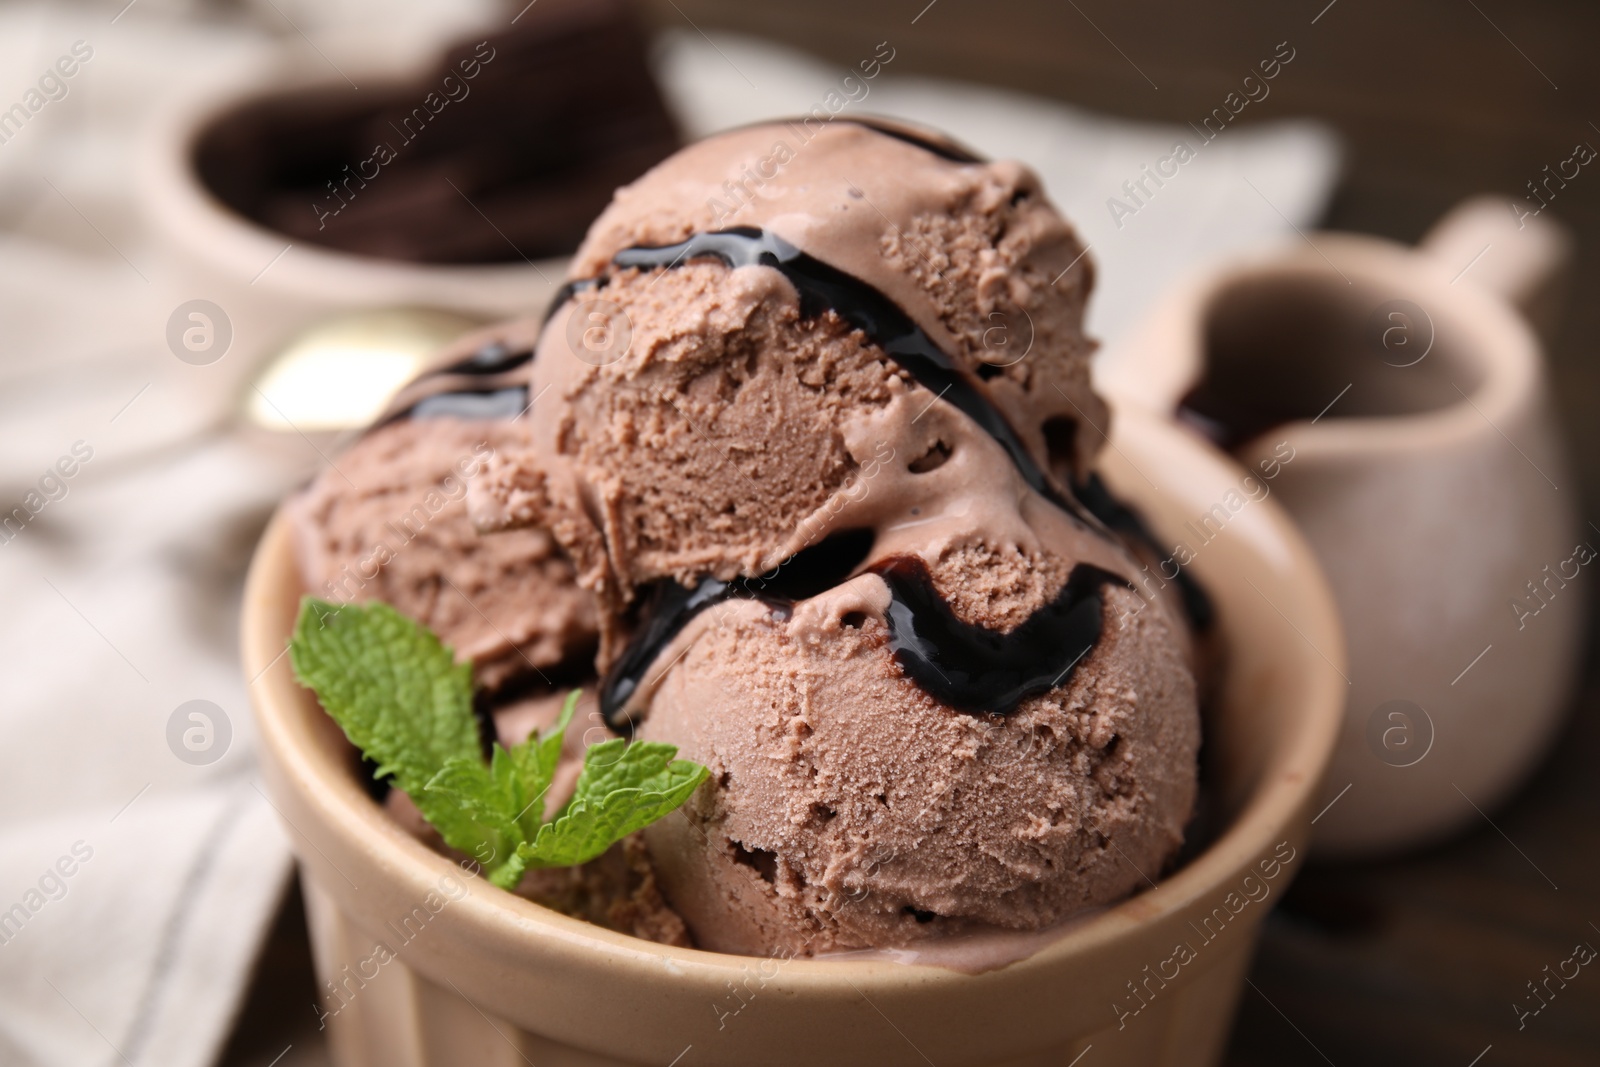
[
  {"left": 243, "top": 402, "right": 1343, "bottom": 1067},
  {"left": 136, "top": 51, "right": 568, "bottom": 426}
]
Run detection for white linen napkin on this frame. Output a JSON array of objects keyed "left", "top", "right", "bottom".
[{"left": 0, "top": 5, "right": 490, "bottom": 1067}]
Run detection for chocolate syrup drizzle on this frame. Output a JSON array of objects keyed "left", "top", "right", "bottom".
[
  {"left": 443, "top": 340, "right": 535, "bottom": 377},
  {"left": 875, "top": 557, "right": 1129, "bottom": 715},
  {"left": 844, "top": 120, "right": 983, "bottom": 164},
  {"left": 605, "top": 227, "right": 1093, "bottom": 527},
  {"left": 407, "top": 386, "right": 530, "bottom": 421},
  {"left": 600, "top": 529, "right": 875, "bottom": 724},
  {"left": 1076, "top": 472, "right": 1215, "bottom": 632},
  {"left": 578, "top": 227, "right": 1159, "bottom": 728},
  {"left": 385, "top": 340, "right": 534, "bottom": 423},
  {"left": 384, "top": 185, "right": 1205, "bottom": 726},
  {"left": 598, "top": 536, "right": 1132, "bottom": 730}
]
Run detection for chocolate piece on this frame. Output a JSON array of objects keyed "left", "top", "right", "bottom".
[{"left": 194, "top": 0, "right": 678, "bottom": 263}]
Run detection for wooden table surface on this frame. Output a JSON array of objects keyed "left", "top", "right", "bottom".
[{"left": 222, "top": 2, "right": 1600, "bottom": 1064}]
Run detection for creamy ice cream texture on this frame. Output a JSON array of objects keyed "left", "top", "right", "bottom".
[
  {"left": 290, "top": 118, "right": 1201, "bottom": 957},
  {"left": 288, "top": 321, "right": 599, "bottom": 692}
]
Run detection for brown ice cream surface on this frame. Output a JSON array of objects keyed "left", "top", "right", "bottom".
[
  {"left": 288, "top": 320, "right": 598, "bottom": 691},
  {"left": 639, "top": 570, "right": 1194, "bottom": 955},
  {"left": 453, "top": 119, "right": 1200, "bottom": 956},
  {"left": 469, "top": 121, "right": 1110, "bottom": 607},
  {"left": 471, "top": 263, "right": 901, "bottom": 622},
  {"left": 567, "top": 119, "right": 1106, "bottom": 484}
]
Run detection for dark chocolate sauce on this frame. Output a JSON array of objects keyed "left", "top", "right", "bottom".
[
  {"left": 561, "top": 228, "right": 1193, "bottom": 727},
  {"left": 1076, "top": 472, "right": 1214, "bottom": 632},
  {"left": 841, "top": 118, "right": 983, "bottom": 163},
  {"left": 606, "top": 227, "right": 1092, "bottom": 525},
  {"left": 406, "top": 386, "right": 530, "bottom": 421},
  {"left": 442, "top": 340, "right": 534, "bottom": 377},
  {"left": 599, "top": 552, "right": 1129, "bottom": 729},
  {"left": 388, "top": 218, "right": 1202, "bottom": 726},
  {"left": 600, "top": 576, "right": 740, "bottom": 728},
  {"left": 874, "top": 556, "right": 1129, "bottom": 715},
  {"left": 383, "top": 337, "right": 536, "bottom": 423},
  {"left": 600, "top": 530, "right": 877, "bottom": 727},
  {"left": 545, "top": 276, "right": 597, "bottom": 322}
]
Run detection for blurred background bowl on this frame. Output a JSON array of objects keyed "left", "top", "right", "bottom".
[{"left": 136, "top": 50, "right": 568, "bottom": 431}]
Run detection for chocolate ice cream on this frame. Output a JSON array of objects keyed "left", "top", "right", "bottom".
[
  {"left": 287, "top": 319, "right": 598, "bottom": 691},
  {"left": 447, "top": 119, "right": 1202, "bottom": 954},
  {"left": 289, "top": 118, "right": 1202, "bottom": 956}
]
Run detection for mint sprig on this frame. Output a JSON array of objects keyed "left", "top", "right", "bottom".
[
  {"left": 288, "top": 598, "right": 708, "bottom": 890},
  {"left": 524, "top": 739, "right": 710, "bottom": 868}
]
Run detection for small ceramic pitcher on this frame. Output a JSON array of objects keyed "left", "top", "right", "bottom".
[{"left": 1099, "top": 198, "right": 1584, "bottom": 857}]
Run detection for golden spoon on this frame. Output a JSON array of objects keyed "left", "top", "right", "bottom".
[{"left": 242, "top": 307, "right": 486, "bottom": 434}]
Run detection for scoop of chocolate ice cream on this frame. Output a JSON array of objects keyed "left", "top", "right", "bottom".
[
  {"left": 287, "top": 320, "right": 598, "bottom": 691},
  {"left": 469, "top": 121, "right": 1108, "bottom": 608},
  {"left": 451, "top": 119, "right": 1200, "bottom": 954},
  {"left": 637, "top": 543, "right": 1195, "bottom": 956}
]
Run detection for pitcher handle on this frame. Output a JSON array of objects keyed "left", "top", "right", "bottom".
[{"left": 1418, "top": 196, "right": 1573, "bottom": 341}]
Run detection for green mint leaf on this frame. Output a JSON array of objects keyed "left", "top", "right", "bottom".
[
  {"left": 567, "top": 739, "right": 704, "bottom": 804},
  {"left": 288, "top": 598, "right": 516, "bottom": 883},
  {"left": 288, "top": 598, "right": 479, "bottom": 782},
  {"left": 518, "top": 742, "right": 709, "bottom": 869},
  {"left": 290, "top": 598, "right": 707, "bottom": 887},
  {"left": 504, "top": 689, "right": 577, "bottom": 840},
  {"left": 423, "top": 753, "right": 524, "bottom": 889}
]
